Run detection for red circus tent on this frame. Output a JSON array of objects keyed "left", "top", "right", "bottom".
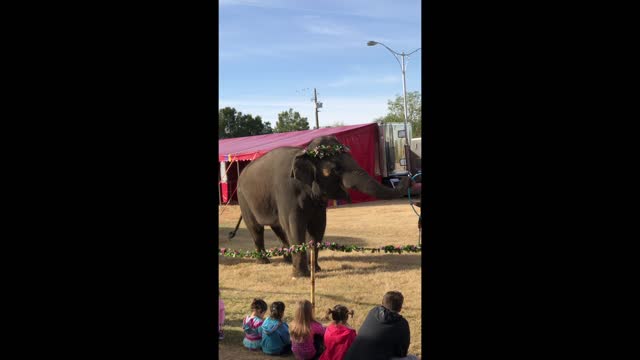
[{"left": 218, "top": 123, "right": 382, "bottom": 205}]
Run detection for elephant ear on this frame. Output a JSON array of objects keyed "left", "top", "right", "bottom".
[{"left": 290, "top": 151, "right": 323, "bottom": 199}]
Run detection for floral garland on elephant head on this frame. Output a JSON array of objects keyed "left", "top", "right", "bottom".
[{"left": 302, "top": 144, "right": 350, "bottom": 159}]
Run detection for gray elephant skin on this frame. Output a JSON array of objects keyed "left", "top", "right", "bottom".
[{"left": 230, "top": 136, "right": 410, "bottom": 277}]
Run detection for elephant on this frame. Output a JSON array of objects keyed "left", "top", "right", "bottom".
[{"left": 230, "top": 135, "right": 411, "bottom": 277}]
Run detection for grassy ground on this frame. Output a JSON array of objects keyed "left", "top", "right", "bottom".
[{"left": 219, "top": 199, "right": 422, "bottom": 360}]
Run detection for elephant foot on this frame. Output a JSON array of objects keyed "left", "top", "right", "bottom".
[
  {"left": 257, "top": 257, "right": 271, "bottom": 264},
  {"left": 283, "top": 254, "right": 292, "bottom": 264},
  {"left": 292, "top": 269, "right": 311, "bottom": 278}
]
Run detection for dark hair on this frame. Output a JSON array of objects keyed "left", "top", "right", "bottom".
[
  {"left": 270, "top": 301, "right": 285, "bottom": 320},
  {"left": 382, "top": 291, "right": 404, "bottom": 312},
  {"left": 325, "top": 305, "right": 354, "bottom": 324},
  {"left": 251, "top": 298, "right": 268, "bottom": 313}
]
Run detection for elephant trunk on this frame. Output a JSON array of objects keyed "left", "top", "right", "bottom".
[{"left": 341, "top": 157, "right": 409, "bottom": 199}]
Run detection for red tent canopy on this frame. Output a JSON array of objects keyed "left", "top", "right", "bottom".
[
  {"left": 219, "top": 123, "right": 376, "bottom": 162},
  {"left": 218, "top": 123, "right": 381, "bottom": 204}
]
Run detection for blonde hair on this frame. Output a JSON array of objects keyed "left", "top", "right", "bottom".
[{"left": 289, "top": 300, "right": 316, "bottom": 343}]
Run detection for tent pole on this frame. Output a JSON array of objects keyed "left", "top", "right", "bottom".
[{"left": 236, "top": 160, "right": 240, "bottom": 202}]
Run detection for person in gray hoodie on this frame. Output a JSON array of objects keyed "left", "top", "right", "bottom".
[
  {"left": 344, "top": 291, "right": 418, "bottom": 360},
  {"left": 260, "top": 301, "right": 292, "bottom": 356}
]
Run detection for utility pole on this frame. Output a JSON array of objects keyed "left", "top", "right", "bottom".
[
  {"left": 400, "top": 54, "right": 411, "bottom": 173},
  {"left": 367, "top": 41, "right": 420, "bottom": 173},
  {"left": 313, "top": 88, "right": 320, "bottom": 129}
]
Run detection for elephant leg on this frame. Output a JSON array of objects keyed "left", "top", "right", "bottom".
[
  {"left": 286, "top": 212, "right": 310, "bottom": 277},
  {"left": 307, "top": 209, "right": 326, "bottom": 272},
  {"left": 271, "top": 225, "right": 292, "bottom": 263},
  {"left": 239, "top": 205, "right": 269, "bottom": 264}
]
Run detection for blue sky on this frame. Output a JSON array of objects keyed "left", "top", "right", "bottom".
[{"left": 219, "top": 0, "right": 422, "bottom": 127}]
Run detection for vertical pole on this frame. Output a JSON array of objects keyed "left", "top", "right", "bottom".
[
  {"left": 418, "top": 217, "right": 422, "bottom": 246},
  {"left": 401, "top": 54, "right": 411, "bottom": 173},
  {"left": 310, "top": 243, "right": 315, "bottom": 307},
  {"left": 220, "top": 161, "right": 227, "bottom": 205},
  {"left": 236, "top": 160, "right": 240, "bottom": 202},
  {"left": 218, "top": 169, "right": 222, "bottom": 206},
  {"left": 314, "top": 88, "right": 319, "bottom": 130}
]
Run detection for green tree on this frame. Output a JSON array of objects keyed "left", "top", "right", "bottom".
[
  {"left": 373, "top": 113, "right": 403, "bottom": 123},
  {"left": 218, "top": 107, "right": 272, "bottom": 138},
  {"left": 274, "top": 108, "right": 309, "bottom": 133},
  {"left": 262, "top": 121, "right": 273, "bottom": 134},
  {"left": 376, "top": 91, "right": 421, "bottom": 135}
]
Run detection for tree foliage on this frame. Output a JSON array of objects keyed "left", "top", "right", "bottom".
[
  {"left": 374, "top": 91, "right": 422, "bottom": 135},
  {"left": 218, "top": 107, "right": 273, "bottom": 138},
  {"left": 274, "top": 108, "right": 309, "bottom": 133}
]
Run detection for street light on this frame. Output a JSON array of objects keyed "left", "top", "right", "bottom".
[{"left": 368, "top": 40, "right": 421, "bottom": 173}]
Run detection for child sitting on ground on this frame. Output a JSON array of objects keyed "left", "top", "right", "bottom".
[
  {"left": 218, "top": 290, "right": 225, "bottom": 340},
  {"left": 319, "top": 305, "right": 356, "bottom": 360},
  {"left": 260, "top": 301, "right": 292, "bottom": 355},
  {"left": 243, "top": 298, "right": 268, "bottom": 351},
  {"left": 290, "top": 300, "right": 326, "bottom": 360}
]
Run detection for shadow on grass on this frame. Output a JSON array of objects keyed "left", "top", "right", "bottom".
[
  {"left": 321, "top": 235, "right": 370, "bottom": 247},
  {"left": 219, "top": 287, "right": 380, "bottom": 308},
  {"left": 219, "top": 256, "right": 292, "bottom": 266},
  {"left": 218, "top": 232, "right": 374, "bottom": 266},
  {"left": 225, "top": 318, "right": 245, "bottom": 327},
  {"left": 220, "top": 253, "right": 421, "bottom": 277},
  {"left": 219, "top": 227, "right": 370, "bottom": 248},
  {"left": 316, "top": 254, "right": 422, "bottom": 278},
  {"left": 219, "top": 326, "right": 244, "bottom": 343},
  {"left": 320, "top": 253, "right": 421, "bottom": 265}
]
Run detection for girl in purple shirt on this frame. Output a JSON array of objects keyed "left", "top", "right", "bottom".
[
  {"left": 218, "top": 290, "right": 225, "bottom": 340},
  {"left": 243, "top": 298, "right": 268, "bottom": 350},
  {"left": 290, "top": 300, "right": 326, "bottom": 360}
]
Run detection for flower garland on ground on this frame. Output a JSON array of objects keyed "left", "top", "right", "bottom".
[
  {"left": 303, "top": 144, "right": 350, "bottom": 159},
  {"left": 219, "top": 241, "right": 421, "bottom": 258}
]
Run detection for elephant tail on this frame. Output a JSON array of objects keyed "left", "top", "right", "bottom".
[{"left": 228, "top": 216, "right": 242, "bottom": 240}]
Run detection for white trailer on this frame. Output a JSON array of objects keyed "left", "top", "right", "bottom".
[{"left": 377, "top": 122, "right": 421, "bottom": 176}]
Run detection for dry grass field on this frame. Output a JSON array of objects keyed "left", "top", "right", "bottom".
[{"left": 218, "top": 199, "right": 422, "bottom": 360}]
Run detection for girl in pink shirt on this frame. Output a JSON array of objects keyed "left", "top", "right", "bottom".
[
  {"left": 218, "top": 290, "right": 225, "bottom": 340},
  {"left": 289, "top": 300, "right": 326, "bottom": 360}
]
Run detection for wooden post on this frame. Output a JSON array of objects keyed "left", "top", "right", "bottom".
[
  {"left": 418, "top": 217, "right": 422, "bottom": 246},
  {"left": 310, "top": 243, "right": 315, "bottom": 307}
]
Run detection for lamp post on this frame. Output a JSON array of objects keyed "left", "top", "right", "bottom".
[{"left": 367, "top": 41, "right": 421, "bottom": 173}]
